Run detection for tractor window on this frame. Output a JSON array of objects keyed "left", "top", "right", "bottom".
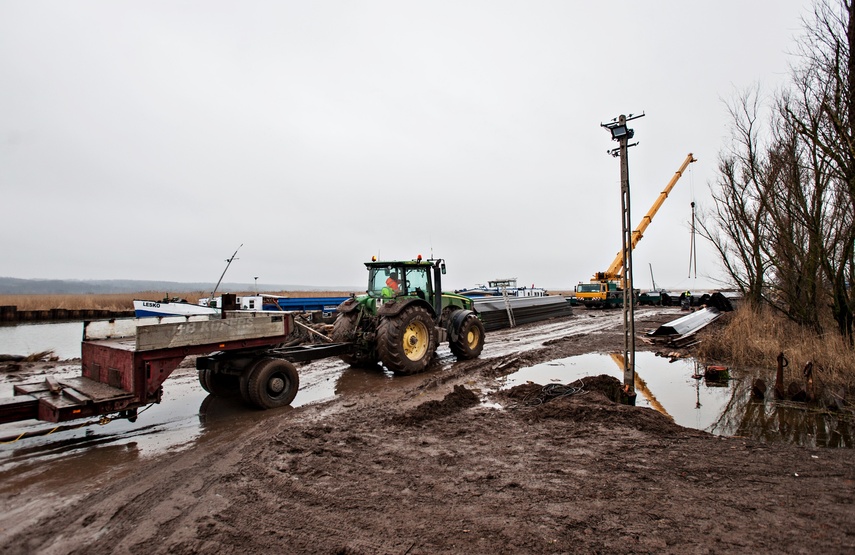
[
  {"left": 405, "top": 267, "right": 431, "bottom": 298},
  {"left": 367, "top": 267, "right": 400, "bottom": 297}
]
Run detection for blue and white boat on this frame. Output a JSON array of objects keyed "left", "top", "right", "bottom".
[{"left": 133, "top": 294, "right": 349, "bottom": 318}]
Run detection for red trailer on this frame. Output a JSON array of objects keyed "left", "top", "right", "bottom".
[{"left": 0, "top": 312, "right": 351, "bottom": 426}]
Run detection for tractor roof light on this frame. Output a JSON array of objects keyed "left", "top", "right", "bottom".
[
  {"left": 371, "top": 255, "right": 377, "bottom": 262},
  {"left": 416, "top": 254, "right": 422, "bottom": 262}
]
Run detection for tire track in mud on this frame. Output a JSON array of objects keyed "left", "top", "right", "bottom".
[
  {"left": 1, "top": 431, "right": 247, "bottom": 555},
  {"left": 479, "top": 307, "right": 671, "bottom": 358}
]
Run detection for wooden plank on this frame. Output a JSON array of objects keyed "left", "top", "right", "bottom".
[
  {"left": 58, "top": 377, "right": 133, "bottom": 403},
  {"left": 135, "top": 314, "right": 289, "bottom": 351},
  {"left": 14, "top": 382, "right": 50, "bottom": 395},
  {"left": 60, "top": 387, "right": 91, "bottom": 404},
  {"left": 45, "top": 376, "right": 61, "bottom": 394}
]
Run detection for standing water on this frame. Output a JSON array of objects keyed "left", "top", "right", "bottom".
[
  {"left": 501, "top": 351, "right": 852, "bottom": 448},
  {"left": 501, "top": 351, "right": 732, "bottom": 433},
  {"left": 0, "top": 321, "right": 83, "bottom": 360}
]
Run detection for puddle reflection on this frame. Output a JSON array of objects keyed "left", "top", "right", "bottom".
[
  {"left": 501, "top": 352, "right": 853, "bottom": 448},
  {"left": 712, "top": 386, "right": 853, "bottom": 448}
]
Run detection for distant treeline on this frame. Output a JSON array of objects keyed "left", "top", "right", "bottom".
[{"left": 0, "top": 277, "right": 357, "bottom": 295}]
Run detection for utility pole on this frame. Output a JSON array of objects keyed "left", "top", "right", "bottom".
[{"left": 602, "top": 113, "right": 643, "bottom": 405}]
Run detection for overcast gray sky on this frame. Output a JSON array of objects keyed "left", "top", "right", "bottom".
[{"left": 1, "top": 1, "right": 807, "bottom": 291}]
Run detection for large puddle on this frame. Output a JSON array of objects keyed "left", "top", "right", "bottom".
[
  {"left": 0, "top": 356, "right": 421, "bottom": 489},
  {"left": 501, "top": 352, "right": 853, "bottom": 448}
]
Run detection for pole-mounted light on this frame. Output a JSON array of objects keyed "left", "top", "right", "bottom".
[{"left": 600, "top": 112, "right": 644, "bottom": 406}]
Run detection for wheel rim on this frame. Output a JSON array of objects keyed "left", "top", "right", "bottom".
[
  {"left": 466, "top": 327, "right": 480, "bottom": 349},
  {"left": 403, "top": 320, "right": 429, "bottom": 361},
  {"left": 268, "top": 374, "right": 287, "bottom": 396}
]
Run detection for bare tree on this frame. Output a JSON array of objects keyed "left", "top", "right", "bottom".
[
  {"left": 782, "top": 0, "right": 855, "bottom": 340},
  {"left": 699, "top": 87, "right": 774, "bottom": 308},
  {"left": 707, "top": 1, "right": 855, "bottom": 342},
  {"left": 765, "top": 115, "right": 829, "bottom": 333}
]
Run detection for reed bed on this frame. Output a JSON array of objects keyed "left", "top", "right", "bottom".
[
  {"left": 698, "top": 304, "right": 855, "bottom": 394},
  {"left": 0, "top": 291, "right": 357, "bottom": 312}
]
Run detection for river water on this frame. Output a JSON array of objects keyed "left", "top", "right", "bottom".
[{"left": 0, "top": 321, "right": 82, "bottom": 360}]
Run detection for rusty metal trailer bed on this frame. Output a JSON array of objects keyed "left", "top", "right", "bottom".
[{"left": 0, "top": 312, "right": 352, "bottom": 426}]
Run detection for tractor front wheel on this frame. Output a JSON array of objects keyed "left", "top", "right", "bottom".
[
  {"left": 377, "top": 305, "right": 437, "bottom": 375},
  {"left": 449, "top": 314, "right": 485, "bottom": 360}
]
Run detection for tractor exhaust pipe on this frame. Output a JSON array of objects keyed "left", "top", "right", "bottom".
[{"left": 433, "top": 259, "right": 445, "bottom": 317}]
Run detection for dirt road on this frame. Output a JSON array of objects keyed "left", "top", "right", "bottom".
[{"left": 1, "top": 308, "right": 853, "bottom": 554}]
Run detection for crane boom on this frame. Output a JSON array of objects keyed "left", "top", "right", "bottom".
[{"left": 596, "top": 153, "right": 696, "bottom": 281}]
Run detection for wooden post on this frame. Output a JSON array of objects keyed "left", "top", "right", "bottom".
[{"left": 774, "top": 352, "right": 787, "bottom": 399}]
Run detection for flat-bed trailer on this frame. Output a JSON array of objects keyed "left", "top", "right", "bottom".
[{"left": 0, "top": 312, "right": 351, "bottom": 426}]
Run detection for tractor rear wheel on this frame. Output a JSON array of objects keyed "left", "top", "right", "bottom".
[
  {"left": 449, "top": 313, "right": 485, "bottom": 360},
  {"left": 244, "top": 358, "right": 300, "bottom": 409},
  {"left": 377, "top": 305, "right": 437, "bottom": 375},
  {"left": 332, "top": 312, "right": 378, "bottom": 366}
]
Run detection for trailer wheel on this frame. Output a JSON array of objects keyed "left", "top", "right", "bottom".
[
  {"left": 377, "top": 305, "right": 437, "bottom": 375},
  {"left": 202, "top": 369, "right": 241, "bottom": 397},
  {"left": 245, "top": 358, "right": 300, "bottom": 409},
  {"left": 449, "top": 314, "right": 485, "bottom": 360},
  {"left": 198, "top": 369, "right": 212, "bottom": 393},
  {"left": 332, "top": 312, "right": 378, "bottom": 367}
]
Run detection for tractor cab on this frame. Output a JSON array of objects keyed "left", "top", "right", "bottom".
[{"left": 367, "top": 262, "right": 434, "bottom": 304}]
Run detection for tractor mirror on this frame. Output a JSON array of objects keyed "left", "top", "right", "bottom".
[{"left": 440, "top": 263, "right": 446, "bottom": 275}]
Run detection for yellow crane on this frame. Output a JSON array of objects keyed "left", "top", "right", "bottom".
[{"left": 575, "top": 153, "right": 697, "bottom": 308}]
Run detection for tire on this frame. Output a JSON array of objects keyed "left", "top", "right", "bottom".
[
  {"left": 245, "top": 358, "right": 300, "bottom": 409},
  {"left": 449, "top": 314, "right": 485, "bottom": 360},
  {"left": 377, "top": 305, "right": 437, "bottom": 375},
  {"left": 198, "top": 368, "right": 241, "bottom": 397},
  {"left": 198, "top": 369, "right": 212, "bottom": 393},
  {"left": 239, "top": 363, "right": 253, "bottom": 404},
  {"left": 332, "top": 312, "right": 378, "bottom": 366},
  {"left": 206, "top": 371, "right": 241, "bottom": 397}
]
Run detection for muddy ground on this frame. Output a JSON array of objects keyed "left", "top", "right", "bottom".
[{"left": 0, "top": 308, "right": 853, "bottom": 554}]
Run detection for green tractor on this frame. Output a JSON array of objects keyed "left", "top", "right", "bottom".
[{"left": 333, "top": 256, "right": 486, "bottom": 374}]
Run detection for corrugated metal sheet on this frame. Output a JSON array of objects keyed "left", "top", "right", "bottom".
[
  {"left": 647, "top": 307, "right": 721, "bottom": 337},
  {"left": 473, "top": 296, "right": 573, "bottom": 331}
]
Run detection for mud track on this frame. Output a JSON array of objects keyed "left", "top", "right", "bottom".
[{"left": 1, "top": 308, "right": 853, "bottom": 554}]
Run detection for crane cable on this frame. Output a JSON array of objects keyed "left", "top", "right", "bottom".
[{"left": 687, "top": 162, "right": 698, "bottom": 283}]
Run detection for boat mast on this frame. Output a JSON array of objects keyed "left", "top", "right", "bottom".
[{"left": 210, "top": 244, "right": 243, "bottom": 301}]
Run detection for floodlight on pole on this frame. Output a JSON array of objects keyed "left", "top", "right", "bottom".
[{"left": 600, "top": 112, "right": 644, "bottom": 406}]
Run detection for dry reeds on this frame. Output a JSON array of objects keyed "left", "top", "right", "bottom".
[{"left": 698, "top": 304, "right": 854, "bottom": 393}]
